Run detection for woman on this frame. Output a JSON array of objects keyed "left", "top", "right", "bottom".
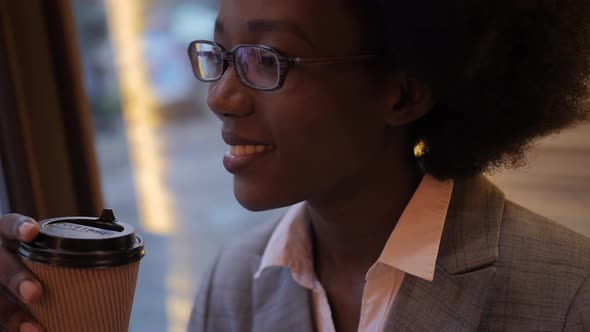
[{"left": 1, "top": 0, "right": 590, "bottom": 331}]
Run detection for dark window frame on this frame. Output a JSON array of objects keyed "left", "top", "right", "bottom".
[
  {"left": 0, "top": 158, "right": 8, "bottom": 215},
  {"left": 0, "top": 0, "right": 103, "bottom": 219}
]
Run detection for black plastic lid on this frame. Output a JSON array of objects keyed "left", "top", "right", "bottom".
[{"left": 18, "top": 209, "right": 145, "bottom": 268}]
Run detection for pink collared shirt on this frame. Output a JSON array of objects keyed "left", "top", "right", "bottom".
[{"left": 254, "top": 174, "right": 454, "bottom": 332}]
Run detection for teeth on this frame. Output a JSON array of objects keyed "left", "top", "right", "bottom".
[
  {"left": 229, "top": 145, "right": 273, "bottom": 156},
  {"left": 245, "top": 145, "right": 256, "bottom": 154}
]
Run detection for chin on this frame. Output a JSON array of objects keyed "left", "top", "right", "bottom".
[{"left": 233, "top": 182, "right": 300, "bottom": 212}]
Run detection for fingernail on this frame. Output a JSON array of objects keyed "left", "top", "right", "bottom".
[
  {"left": 20, "top": 321, "right": 43, "bottom": 332},
  {"left": 18, "top": 222, "right": 36, "bottom": 237},
  {"left": 19, "top": 280, "right": 42, "bottom": 304}
]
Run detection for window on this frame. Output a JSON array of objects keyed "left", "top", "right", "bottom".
[
  {"left": 71, "top": 1, "right": 285, "bottom": 331},
  {"left": 0, "top": 1, "right": 102, "bottom": 219}
]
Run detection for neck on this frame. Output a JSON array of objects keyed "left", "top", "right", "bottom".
[{"left": 307, "top": 146, "right": 422, "bottom": 277}]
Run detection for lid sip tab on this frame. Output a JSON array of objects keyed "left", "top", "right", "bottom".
[{"left": 98, "top": 208, "right": 116, "bottom": 223}]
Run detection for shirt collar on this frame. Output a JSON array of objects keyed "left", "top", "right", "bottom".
[
  {"left": 254, "top": 174, "right": 454, "bottom": 284},
  {"left": 376, "top": 175, "right": 453, "bottom": 281},
  {"left": 253, "top": 201, "right": 316, "bottom": 287}
]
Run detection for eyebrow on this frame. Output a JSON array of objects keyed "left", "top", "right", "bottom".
[{"left": 214, "top": 19, "right": 314, "bottom": 47}]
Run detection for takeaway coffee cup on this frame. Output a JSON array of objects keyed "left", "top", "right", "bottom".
[{"left": 17, "top": 209, "right": 145, "bottom": 332}]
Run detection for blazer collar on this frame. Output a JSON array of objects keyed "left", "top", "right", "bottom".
[
  {"left": 386, "top": 175, "right": 506, "bottom": 330},
  {"left": 251, "top": 175, "right": 506, "bottom": 331},
  {"left": 437, "top": 175, "right": 505, "bottom": 275},
  {"left": 252, "top": 265, "right": 315, "bottom": 332}
]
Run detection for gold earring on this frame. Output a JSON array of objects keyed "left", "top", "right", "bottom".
[{"left": 413, "top": 139, "right": 428, "bottom": 158}]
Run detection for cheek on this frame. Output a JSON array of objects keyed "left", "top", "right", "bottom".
[
  {"left": 278, "top": 68, "right": 386, "bottom": 169},
  {"left": 278, "top": 90, "right": 383, "bottom": 178},
  {"left": 233, "top": 78, "right": 386, "bottom": 211}
]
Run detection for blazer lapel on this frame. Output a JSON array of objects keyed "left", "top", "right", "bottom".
[
  {"left": 385, "top": 265, "right": 497, "bottom": 331},
  {"left": 252, "top": 266, "right": 314, "bottom": 332},
  {"left": 386, "top": 176, "right": 505, "bottom": 331}
]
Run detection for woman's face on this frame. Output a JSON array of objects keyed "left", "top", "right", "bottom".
[{"left": 209, "top": 0, "right": 400, "bottom": 211}]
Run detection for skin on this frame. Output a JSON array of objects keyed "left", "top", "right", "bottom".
[
  {"left": 212, "top": 0, "right": 433, "bottom": 330},
  {"left": 0, "top": 0, "right": 432, "bottom": 331},
  {"left": 0, "top": 214, "right": 43, "bottom": 331}
]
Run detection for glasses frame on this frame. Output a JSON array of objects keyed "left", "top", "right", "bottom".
[{"left": 188, "top": 40, "right": 377, "bottom": 91}]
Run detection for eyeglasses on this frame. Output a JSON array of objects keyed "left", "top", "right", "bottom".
[{"left": 188, "top": 40, "right": 377, "bottom": 91}]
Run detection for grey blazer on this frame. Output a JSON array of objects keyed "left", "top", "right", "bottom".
[{"left": 188, "top": 176, "right": 590, "bottom": 331}]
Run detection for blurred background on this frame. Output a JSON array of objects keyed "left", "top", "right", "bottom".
[
  {"left": 70, "top": 1, "right": 285, "bottom": 331},
  {"left": 65, "top": 0, "right": 590, "bottom": 331}
]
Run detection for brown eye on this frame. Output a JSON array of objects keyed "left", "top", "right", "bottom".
[
  {"left": 259, "top": 54, "right": 278, "bottom": 68},
  {"left": 234, "top": 46, "right": 281, "bottom": 89}
]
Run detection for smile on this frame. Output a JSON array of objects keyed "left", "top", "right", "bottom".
[
  {"left": 224, "top": 144, "right": 276, "bottom": 174},
  {"left": 229, "top": 144, "right": 275, "bottom": 156}
]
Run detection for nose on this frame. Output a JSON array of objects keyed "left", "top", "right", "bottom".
[{"left": 207, "top": 66, "right": 254, "bottom": 118}]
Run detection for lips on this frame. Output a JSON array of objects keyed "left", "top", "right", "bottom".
[
  {"left": 222, "top": 131, "right": 273, "bottom": 146},
  {"left": 221, "top": 131, "right": 276, "bottom": 174}
]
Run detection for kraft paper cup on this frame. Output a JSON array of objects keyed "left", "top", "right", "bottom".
[{"left": 18, "top": 209, "right": 145, "bottom": 332}]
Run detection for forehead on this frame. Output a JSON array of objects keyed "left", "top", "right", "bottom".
[{"left": 216, "top": 0, "right": 364, "bottom": 53}]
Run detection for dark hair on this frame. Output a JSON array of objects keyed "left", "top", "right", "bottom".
[{"left": 357, "top": 1, "right": 590, "bottom": 179}]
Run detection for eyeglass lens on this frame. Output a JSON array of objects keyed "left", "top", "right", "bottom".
[
  {"left": 192, "top": 43, "right": 224, "bottom": 81},
  {"left": 191, "top": 42, "right": 281, "bottom": 89},
  {"left": 234, "top": 47, "right": 280, "bottom": 88}
]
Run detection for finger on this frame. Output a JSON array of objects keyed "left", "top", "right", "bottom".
[
  {"left": 0, "top": 295, "right": 41, "bottom": 332},
  {"left": 0, "top": 294, "right": 20, "bottom": 330},
  {"left": 1, "top": 314, "right": 43, "bottom": 332},
  {"left": 0, "top": 215, "right": 39, "bottom": 243},
  {"left": 0, "top": 240, "right": 20, "bottom": 253},
  {"left": 0, "top": 250, "right": 42, "bottom": 305},
  {"left": 17, "top": 321, "right": 44, "bottom": 332},
  {"left": 0, "top": 290, "right": 43, "bottom": 332},
  {"left": 4, "top": 312, "right": 27, "bottom": 332}
]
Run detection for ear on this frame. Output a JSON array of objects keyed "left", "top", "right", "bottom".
[{"left": 383, "top": 75, "right": 433, "bottom": 127}]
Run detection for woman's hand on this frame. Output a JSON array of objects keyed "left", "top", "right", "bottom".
[{"left": 0, "top": 214, "right": 44, "bottom": 332}]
